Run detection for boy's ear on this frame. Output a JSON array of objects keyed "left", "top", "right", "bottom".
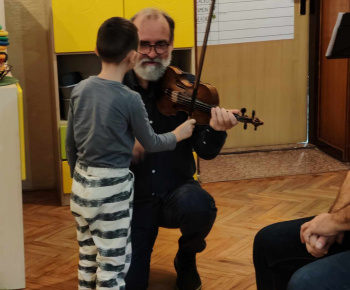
[
  {"left": 94, "top": 47, "right": 99, "bottom": 56},
  {"left": 128, "top": 50, "right": 137, "bottom": 65}
]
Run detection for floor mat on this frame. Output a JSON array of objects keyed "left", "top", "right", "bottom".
[{"left": 198, "top": 148, "right": 349, "bottom": 183}]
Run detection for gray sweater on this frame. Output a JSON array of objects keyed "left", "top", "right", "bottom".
[{"left": 66, "top": 76, "right": 177, "bottom": 176}]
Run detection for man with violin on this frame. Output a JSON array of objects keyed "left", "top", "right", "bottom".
[{"left": 123, "top": 7, "right": 240, "bottom": 290}]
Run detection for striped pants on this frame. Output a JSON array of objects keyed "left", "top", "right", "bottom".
[{"left": 70, "top": 163, "right": 134, "bottom": 290}]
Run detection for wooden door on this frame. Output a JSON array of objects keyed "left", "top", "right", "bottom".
[
  {"left": 315, "top": 0, "right": 350, "bottom": 161},
  {"left": 198, "top": 1, "right": 310, "bottom": 148}
]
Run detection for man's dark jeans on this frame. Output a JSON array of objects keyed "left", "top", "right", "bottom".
[
  {"left": 253, "top": 217, "right": 350, "bottom": 290},
  {"left": 125, "top": 180, "right": 217, "bottom": 290}
]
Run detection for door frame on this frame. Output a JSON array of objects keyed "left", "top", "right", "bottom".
[{"left": 308, "top": 0, "right": 321, "bottom": 145}]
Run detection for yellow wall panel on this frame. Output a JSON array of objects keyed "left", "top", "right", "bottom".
[
  {"left": 62, "top": 161, "right": 72, "bottom": 194},
  {"left": 124, "top": 0, "right": 194, "bottom": 48},
  {"left": 52, "top": 0, "right": 124, "bottom": 53}
]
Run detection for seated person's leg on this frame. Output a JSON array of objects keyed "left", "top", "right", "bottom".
[
  {"left": 287, "top": 251, "right": 350, "bottom": 290},
  {"left": 253, "top": 217, "right": 316, "bottom": 290},
  {"left": 125, "top": 197, "right": 162, "bottom": 290},
  {"left": 254, "top": 217, "right": 350, "bottom": 290}
]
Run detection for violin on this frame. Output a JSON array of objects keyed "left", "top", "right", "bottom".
[
  {"left": 158, "top": 66, "right": 264, "bottom": 130},
  {"left": 157, "top": 0, "right": 263, "bottom": 130}
]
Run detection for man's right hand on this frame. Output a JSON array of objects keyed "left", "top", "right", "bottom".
[{"left": 172, "top": 119, "right": 196, "bottom": 142}]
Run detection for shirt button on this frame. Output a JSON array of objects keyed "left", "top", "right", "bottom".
[
  {"left": 203, "top": 141, "right": 206, "bottom": 144},
  {"left": 150, "top": 120, "right": 153, "bottom": 124},
  {"left": 152, "top": 193, "right": 155, "bottom": 196},
  {"left": 152, "top": 170, "right": 156, "bottom": 173},
  {"left": 206, "top": 129, "right": 210, "bottom": 132}
]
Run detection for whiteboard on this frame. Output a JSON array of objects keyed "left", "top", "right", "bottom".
[{"left": 197, "top": 0, "right": 294, "bottom": 46}]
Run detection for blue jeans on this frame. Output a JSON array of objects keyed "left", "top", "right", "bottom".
[
  {"left": 253, "top": 217, "right": 350, "bottom": 290},
  {"left": 125, "top": 180, "right": 217, "bottom": 290},
  {"left": 288, "top": 251, "right": 350, "bottom": 290}
]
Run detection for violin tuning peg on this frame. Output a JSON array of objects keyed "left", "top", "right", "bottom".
[
  {"left": 241, "top": 108, "right": 246, "bottom": 116},
  {"left": 244, "top": 123, "right": 247, "bottom": 130},
  {"left": 252, "top": 110, "right": 255, "bottom": 119}
]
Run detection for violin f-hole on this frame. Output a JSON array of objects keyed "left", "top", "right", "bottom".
[{"left": 176, "top": 81, "right": 187, "bottom": 90}]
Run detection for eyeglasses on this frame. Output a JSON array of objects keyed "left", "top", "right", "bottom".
[{"left": 139, "top": 41, "right": 170, "bottom": 55}]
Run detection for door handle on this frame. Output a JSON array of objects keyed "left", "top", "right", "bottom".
[
  {"left": 300, "top": 0, "right": 306, "bottom": 15},
  {"left": 300, "top": 0, "right": 316, "bottom": 15}
]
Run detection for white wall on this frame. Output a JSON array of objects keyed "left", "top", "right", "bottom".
[{"left": 0, "top": 0, "right": 5, "bottom": 29}]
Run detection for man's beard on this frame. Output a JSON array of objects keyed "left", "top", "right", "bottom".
[{"left": 134, "top": 54, "right": 172, "bottom": 81}]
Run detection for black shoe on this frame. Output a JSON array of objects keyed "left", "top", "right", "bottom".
[{"left": 174, "top": 251, "right": 202, "bottom": 290}]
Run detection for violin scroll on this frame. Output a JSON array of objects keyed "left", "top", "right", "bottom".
[{"left": 234, "top": 108, "right": 264, "bottom": 131}]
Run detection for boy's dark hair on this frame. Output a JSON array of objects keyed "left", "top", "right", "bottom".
[{"left": 96, "top": 17, "right": 139, "bottom": 64}]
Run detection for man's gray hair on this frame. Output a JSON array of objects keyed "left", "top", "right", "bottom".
[{"left": 130, "top": 8, "right": 175, "bottom": 42}]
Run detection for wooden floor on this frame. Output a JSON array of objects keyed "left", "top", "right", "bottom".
[{"left": 22, "top": 171, "right": 348, "bottom": 289}]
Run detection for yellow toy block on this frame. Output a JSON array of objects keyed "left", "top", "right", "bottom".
[
  {"left": 62, "top": 161, "right": 73, "bottom": 194},
  {"left": 193, "top": 151, "right": 198, "bottom": 180},
  {"left": 60, "top": 124, "right": 67, "bottom": 160}
]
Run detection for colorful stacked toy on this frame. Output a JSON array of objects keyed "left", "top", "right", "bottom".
[{"left": 0, "top": 24, "right": 10, "bottom": 79}]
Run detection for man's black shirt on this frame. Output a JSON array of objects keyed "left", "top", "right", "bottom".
[{"left": 123, "top": 70, "right": 227, "bottom": 201}]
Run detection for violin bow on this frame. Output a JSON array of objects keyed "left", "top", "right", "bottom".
[{"left": 189, "top": 0, "right": 217, "bottom": 116}]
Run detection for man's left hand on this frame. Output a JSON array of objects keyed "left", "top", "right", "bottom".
[
  {"left": 209, "top": 107, "right": 240, "bottom": 131},
  {"left": 305, "top": 235, "right": 335, "bottom": 258}
]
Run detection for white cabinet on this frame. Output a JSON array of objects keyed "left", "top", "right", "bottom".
[{"left": 0, "top": 83, "right": 25, "bottom": 289}]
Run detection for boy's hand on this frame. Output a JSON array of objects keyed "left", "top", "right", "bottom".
[
  {"left": 131, "top": 139, "right": 145, "bottom": 164},
  {"left": 173, "top": 119, "right": 196, "bottom": 142}
]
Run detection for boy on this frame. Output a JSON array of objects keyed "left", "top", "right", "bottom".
[{"left": 66, "top": 17, "right": 195, "bottom": 290}]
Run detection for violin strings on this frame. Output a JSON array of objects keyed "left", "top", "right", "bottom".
[
  {"left": 163, "top": 90, "right": 210, "bottom": 111},
  {"left": 164, "top": 90, "right": 246, "bottom": 121},
  {"left": 163, "top": 89, "right": 251, "bottom": 123},
  {"left": 164, "top": 90, "right": 213, "bottom": 113}
]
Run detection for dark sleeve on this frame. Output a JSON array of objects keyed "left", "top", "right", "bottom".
[
  {"left": 66, "top": 100, "right": 78, "bottom": 178},
  {"left": 192, "top": 125, "right": 227, "bottom": 160}
]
